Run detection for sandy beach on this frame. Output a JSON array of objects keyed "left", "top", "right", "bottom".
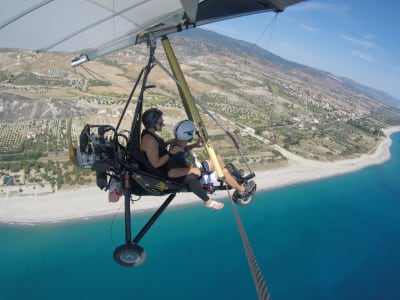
[{"left": 1, "top": 126, "right": 399, "bottom": 225}]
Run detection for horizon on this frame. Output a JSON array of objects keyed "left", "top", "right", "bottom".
[
  {"left": 0, "top": 0, "right": 399, "bottom": 101},
  {"left": 181, "top": 27, "right": 398, "bottom": 102},
  {"left": 1, "top": 26, "right": 397, "bottom": 104}
]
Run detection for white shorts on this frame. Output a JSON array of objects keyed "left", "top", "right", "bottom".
[
  {"left": 200, "top": 171, "right": 217, "bottom": 185},
  {"left": 196, "top": 160, "right": 217, "bottom": 185}
]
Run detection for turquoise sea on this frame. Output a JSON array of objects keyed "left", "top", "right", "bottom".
[{"left": 1, "top": 133, "right": 400, "bottom": 300}]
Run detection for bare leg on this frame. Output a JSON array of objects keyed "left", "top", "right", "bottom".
[
  {"left": 222, "top": 167, "right": 245, "bottom": 194},
  {"left": 208, "top": 156, "right": 246, "bottom": 194}
]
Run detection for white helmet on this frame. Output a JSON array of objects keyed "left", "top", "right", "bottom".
[{"left": 174, "top": 120, "right": 195, "bottom": 141}]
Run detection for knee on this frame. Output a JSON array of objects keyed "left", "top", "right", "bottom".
[{"left": 222, "top": 167, "right": 230, "bottom": 177}]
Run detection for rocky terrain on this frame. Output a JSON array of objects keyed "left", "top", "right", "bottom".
[{"left": 1, "top": 29, "right": 400, "bottom": 169}]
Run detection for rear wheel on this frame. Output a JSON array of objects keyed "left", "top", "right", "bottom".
[{"left": 113, "top": 243, "right": 147, "bottom": 267}]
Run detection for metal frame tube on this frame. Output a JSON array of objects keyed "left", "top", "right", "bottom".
[
  {"left": 161, "top": 36, "right": 224, "bottom": 179},
  {"left": 132, "top": 193, "right": 176, "bottom": 244},
  {"left": 124, "top": 172, "right": 132, "bottom": 243}
]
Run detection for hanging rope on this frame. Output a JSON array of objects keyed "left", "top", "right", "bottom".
[
  {"left": 228, "top": 192, "right": 272, "bottom": 300},
  {"left": 154, "top": 48, "right": 268, "bottom": 297}
]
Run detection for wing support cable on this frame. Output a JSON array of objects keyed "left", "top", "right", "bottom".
[
  {"left": 228, "top": 191, "right": 272, "bottom": 300},
  {"left": 251, "top": 12, "right": 280, "bottom": 51},
  {"left": 153, "top": 56, "right": 255, "bottom": 175},
  {"left": 191, "top": 97, "right": 254, "bottom": 175}
]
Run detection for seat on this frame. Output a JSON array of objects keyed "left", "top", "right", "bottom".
[{"left": 127, "top": 149, "right": 187, "bottom": 196}]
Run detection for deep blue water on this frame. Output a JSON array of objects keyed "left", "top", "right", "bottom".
[{"left": 1, "top": 133, "right": 400, "bottom": 300}]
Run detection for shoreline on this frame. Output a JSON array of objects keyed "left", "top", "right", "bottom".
[{"left": 1, "top": 126, "right": 399, "bottom": 225}]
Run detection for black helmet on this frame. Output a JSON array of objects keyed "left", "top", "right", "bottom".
[{"left": 142, "top": 108, "right": 163, "bottom": 129}]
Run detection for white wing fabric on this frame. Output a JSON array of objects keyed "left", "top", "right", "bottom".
[{"left": 0, "top": 0, "right": 303, "bottom": 61}]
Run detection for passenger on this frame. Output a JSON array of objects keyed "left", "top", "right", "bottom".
[{"left": 167, "top": 120, "right": 256, "bottom": 210}]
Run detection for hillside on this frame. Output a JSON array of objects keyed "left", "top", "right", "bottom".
[{"left": 1, "top": 29, "right": 400, "bottom": 171}]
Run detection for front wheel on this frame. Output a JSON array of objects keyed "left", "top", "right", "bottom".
[
  {"left": 232, "top": 190, "right": 256, "bottom": 206},
  {"left": 113, "top": 243, "right": 147, "bottom": 267}
]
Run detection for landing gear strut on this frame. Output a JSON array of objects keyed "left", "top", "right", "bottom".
[{"left": 113, "top": 179, "right": 176, "bottom": 267}]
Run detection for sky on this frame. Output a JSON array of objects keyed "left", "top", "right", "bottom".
[
  {"left": 0, "top": 0, "right": 399, "bottom": 100},
  {"left": 203, "top": 0, "right": 400, "bottom": 100}
]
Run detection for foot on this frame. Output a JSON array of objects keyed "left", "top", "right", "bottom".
[{"left": 205, "top": 200, "right": 224, "bottom": 210}]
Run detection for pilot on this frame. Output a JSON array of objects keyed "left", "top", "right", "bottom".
[{"left": 140, "top": 108, "right": 184, "bottom": 176}]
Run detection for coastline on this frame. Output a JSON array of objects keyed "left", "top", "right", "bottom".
[{"left": 1, "top": 126, "right": 399, "bottom": 225}]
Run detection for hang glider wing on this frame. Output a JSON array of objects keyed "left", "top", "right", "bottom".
[{"left": 0, "top": 0, "right": 303, "bottom": 64}]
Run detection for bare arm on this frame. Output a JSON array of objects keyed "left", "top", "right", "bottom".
[
  {"left": 167, "top": 145, "right": 202, "bottom": 178},
  {"left": 168, "top": 166, "right": 201, "bottom": 178},
  {"left": 141, "top": 134, "right": 169, "bottom": 168},
  {"left": 187, "top": 137, "right": 202, "bottom": 150},
  {"left": 165, "top": 138, "right": 176, "bottom": 146}
]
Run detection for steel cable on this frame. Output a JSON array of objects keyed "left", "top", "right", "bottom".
[{"left": 228, "top": 193, "right": 272, "bottom": 300}]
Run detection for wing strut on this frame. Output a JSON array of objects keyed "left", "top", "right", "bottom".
[
  {"left": 153, "top": 52, "right": 255, "bottom": 176},
  {"left": 161, "top": 36, "right": 225, "bottom": 179}
]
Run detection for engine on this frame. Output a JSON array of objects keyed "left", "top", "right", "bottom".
[{"left": 75, "top": 124, "right": 123, "bottom": 189}]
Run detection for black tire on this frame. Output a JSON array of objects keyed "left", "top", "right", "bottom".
[
  {"left": 113, "top": 243, "right": 147, "bottom": 267},
  {"left": 232, "top": 190, "right": 256, "bottom": 206}
]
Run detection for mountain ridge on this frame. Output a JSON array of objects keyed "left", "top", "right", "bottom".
[{"left": 179, "top": 28, "right": 399, "bottom": 105}]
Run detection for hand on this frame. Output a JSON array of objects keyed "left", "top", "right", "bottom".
[
  {"left": 166, "top": 138, "right": 176, "bottom": 145},
  {"left": 169, "top": 145, "right": 183, "bottom": 155},
  {"left": 191, "top": 137, "right": 203, "bottom": 148}
]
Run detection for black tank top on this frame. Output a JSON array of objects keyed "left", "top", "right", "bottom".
[
  {"left": 141, "top": 129, "right": 168, "bottom": 177},
  {"left": 141, "top": 129, "right": 168, "bottom": 156}
]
